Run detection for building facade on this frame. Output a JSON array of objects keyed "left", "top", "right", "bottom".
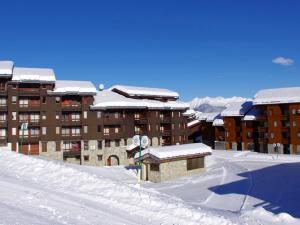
[{"left": 0, "top": 61, "right": 189, "bottom": 166}]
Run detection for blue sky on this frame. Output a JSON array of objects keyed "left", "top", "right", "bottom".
[{"left": 0, "top": 0, "right": 299, "bottom": 101}]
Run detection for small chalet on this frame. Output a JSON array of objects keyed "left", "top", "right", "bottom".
[{"left": 135, "top": 143, "right": 212, "bottom": 183}]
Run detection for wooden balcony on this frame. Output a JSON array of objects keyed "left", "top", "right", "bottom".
[
  {"left": 103, "top": 117, "right": 123, "bottom": 125},
  {"left": 281, "top": 115, "right": 290, "bottom": 121},
  {"left": 0, "top": 120, "right": 7, "bottom": 127},
  {"left": 18, "top": 88, "right": 41, "bottom": 95},
  {"left": 281, "top": 127, "right": 290, "bottom": 132},
  {"left": 61, "top": 119, "right": 82, "bottom": 126},
  {"left": 160, "top": 116, "right": 172, "bottom": 123},
  {"left": 0, "top": 104, "right": 7, "bottom": 111},
  {"left": 161, "top": 130, "right": 171, "bottom": 136},
  {"left": 257, "top": 127, "right": 267, "bottom": 133},
  {"left": 19, "top": 103, "right": 40, "bottom": 111},
  {"left": 258, "top": 137, "right": 268, "bottom": 143},
  {"left": 61, "top": 103, "right": 82, "bottom": 111},
  {"left": 257, "top": 115, "right": 267, "bottom": 121},
  {"left": 134, "top": 117, "right": 148, "bottom": 124},
  {"left": 282, "top": 138, "right": 290, "bottom": 145}
]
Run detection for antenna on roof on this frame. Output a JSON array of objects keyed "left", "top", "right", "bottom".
[{"left": 99, "top": 84, "right": 104, "bottom": 91}]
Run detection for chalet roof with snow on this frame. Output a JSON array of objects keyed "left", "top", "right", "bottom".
[
  {"left": 110, "top": 85, "right": 179, "bottom": 99},
  {"left": 243, "top": 107, "right": 260, "bottom": 121},
  {"left": 91, "top": 90, "right": 188, "bottom": 110},
  {"left": 195, "top": 112, "right": 220, "bottom": 122},
  {"left": 134, "top": 143, "right": 212, "bottom": 162},
  {"left": 49, "top": 80, "right": 97, "bottom": 95},
  {"left": 221, "top": 101, "right": 253, "bottom": 117},
  {"left": 0, "top": 61, "right": 14, "bottom": 76},
  {"left": 12, "top": 67, "right": 56, "bottom": 83},
  {"left": 253, "top": 87, "right": 300, "bottom": 105},
  {"left": 187, "top": 119, "right": 201, "bottom": 127}
]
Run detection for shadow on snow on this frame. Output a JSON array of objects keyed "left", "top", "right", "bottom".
[{"left": 209, "top": 162, "right": 300, "bottom": 218}]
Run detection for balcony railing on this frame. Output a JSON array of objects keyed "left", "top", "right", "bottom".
[
  {"left": 160, "top": 116, "right": 172, "bottom": 123},
  {"left": 134, "top": 117, "right": 147, "bottom": 124},
  {"left": 18, "top": 88, "right": 40, "bottom": 93},
  {"left": 257, "top": 127, "right": 267, "bottom": 133},
  {"left": 281, "top": 115, "right": 290, "bottom": 121},
  {"left": 161, "top": 130, "right": 171, "bottom": 136},
  {"left": 19, "top": 103, "right": 40, "bottom": 108}
]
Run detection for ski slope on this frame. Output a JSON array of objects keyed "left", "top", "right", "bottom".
[{"left": 1, "top": 148, "right": 300, "bottom": 225}]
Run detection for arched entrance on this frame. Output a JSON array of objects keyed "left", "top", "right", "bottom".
[{"left": 107, "top": 155, "right": 120, "bottom": 166}]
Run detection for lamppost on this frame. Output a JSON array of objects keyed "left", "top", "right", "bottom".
[
  {"left": 19, "top": 122, "right": 28, "bottom": 154},
  {"left": 273, "top": 143, "right": 280, "bottom": 159},
  {"left": 132, "top": 135, "right": 149, "bottom": 186}
]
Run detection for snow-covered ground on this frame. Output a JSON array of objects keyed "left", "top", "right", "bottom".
[{"left": 1, "top": 147, "right": 300, "bottom": 225}]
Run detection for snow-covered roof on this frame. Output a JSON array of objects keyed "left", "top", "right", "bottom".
[
  {"left": 195, "top": 112, "right": 220, "bottom": 122},
  {"left": 49, "top": 80, "right": 97, "bottom": 95},
  {"left": 135, "top": 143, "right": 211, "bottom": 161},
  {"left": 212, "top": 118, "right": 224, "bottom": 126},
  {"left": 182, "top": 109, "right": 196, "bottom": 117},
  {"left": 110, "top": 85, "right": 179, "bottom": 99},
  {"left": 221, "top": 101, "right": 253, "bottom": 117},
  {"left": 12, "top": 67, "right": 56, "bottom": 82},
  {"left": 187, "top": 119, "right": 200, "bottom": 127},
  {"left": 91, "top": 90, "right": 188, "bottom": 110},
  {"left": 243, "top": 107, "right": 260, "bottom": 121},
  {"left": 0, "top": 61, "right": 14, "bottom": 76},
  {"left": 254, "top": 87, "right": 300, "bottom": 105}
]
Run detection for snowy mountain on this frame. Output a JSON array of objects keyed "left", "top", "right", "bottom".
[{"left": 189, "top": 96, "right": 250, "bottom": 112}]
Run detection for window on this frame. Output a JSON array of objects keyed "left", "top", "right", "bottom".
[
  {"left": 134, "top": 113, "right": 140, "bottom": 119},
  {"left": 42, "top": 97, "right": 46, "bottom": 104},
  {"left": 12, "top": 112, "right": 17, "bottom": 120},
  {"left": 71, "top": 127, "right": 81, "bottom": 136},
  {"left": 97, "top": 140, "right": 102, "bottom": 150},
  {"left": 135, "top": 126, "right": 140, "bottom": 133},
  {"left": 20, "top": 129, "right": 28, "bottom": 137},
  {"left": 104, "top": 127, "right": 109, "bottom": 135},
  {"left": 150, "top": 164, "right": 160, "bottom": 171},
  {"left": 97, "top": 125, "right": 102, "bottom": 132},
  {"left": 172, "top": 112, "right": 174, "bottom": 118},
  {"left": 84, "top": 126, "right": 88, "bottom": 134},
  {"left": 12, "top": 128, "right": 16, "bottom": 135},
  {"left": 271, "top": 132, "right": 275, "bottom": 139},
  {"left": 31, "top": 128, "right": 40, "bottom": 137},
  {"left": 63, "top": 141, "right": 71, "bottom": 151},
  {"left": 56, "top": 111, "right": 60, "bottom": 120},
  {"left": 0, "top": 129, "right": 6, "bottom": 137},
  {"left": 187, "top": 157, "right": 204, "bottom": 170},
  {"left": 62, "top": 128, "right": 70, "bottom": 136},
  {"left": 0, "top": 114, "right": 6, "bottom": 121},
  {"left": 97, "top": 154, "right": 103, "bottom": 161},
  {"left": 293, "top": 109, "right": 296, "bottom": 115},
  {"left": 293, "top": 121, "right": 297, "bottom": 127},
  {"left": 56, "top": 141, "right": 60, "bottom": 152},
  {"left": 115, "top": 127, "right": 119, "bottom": 133},
  {"left": 42, "top": 127, "right": 47, "bottom": 135},
  {"left": 97, "top": 111, "right": 102, "bottom": 118},
  {"left": 12, "top": 96, "right": 17, "bottom": 104},
  {"left": 83, "top": 111, "right": 87, "bottom": 119},
  {"left": 114, "top": 112, "right": 119, "bottom": 118},
  {"left": 115, "top": 139, "right": 120, "bottom": 147},
  {"left": 148, "top": 124, "right": 151, "bottom": 131},
  {"left": 84, "top": 141, "right": 89, "bottom": 150},
  {"left": 247, "top": 132, "right": 252, "bottom": 138},
  {"left": 71, "top": 113, "right": 80, "bottom": 121},
  {"left": 84, "top": 155, "right": 89, "bottom": 161},
  {"left": 30, "top": 114, "right": 40, "bottom": 122},
  {"left": 0, "top": 98, "right": 6, "bottom": 106},
  {"left": 274, "top": 121, "right": 278, "bottom": 127},
  {"left": 56, "top": 127, "right": 60, "bottom": 134},
  {"left": 105, "top": 140, "right": 111, "bottom": 147}
]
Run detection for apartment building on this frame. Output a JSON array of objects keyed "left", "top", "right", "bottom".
[{"left": 0, "top": 61, "right": 189, "bottom": 166}]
